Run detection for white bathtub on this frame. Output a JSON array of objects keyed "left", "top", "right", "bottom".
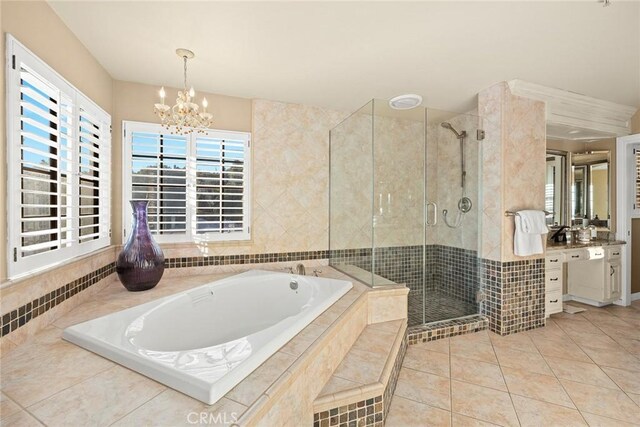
[{"left": 63, "top": 270, "right": 352, "bottom": 404}]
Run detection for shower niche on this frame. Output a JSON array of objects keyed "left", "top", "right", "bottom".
[{"left": 329, "top": 99, "right": 485, "bottom": 327}]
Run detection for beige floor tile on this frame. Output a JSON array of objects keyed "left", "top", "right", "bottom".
[
  {"left": 368, "top": 319, "right": 403, "bottom": 334},
  {"left": 331, "top": 347, "right": 386, "bottom": 385},
  {"left": 502, "top": 366, "right": 574, "bottom": 408},
  {"left": 544, "top": 357, "right": 619, "bottom": 389},
  {"left": 561, "top": 379, "right": 640, "bottom": 424},
  {"left": 493, "top": 346, "right": 553, "bottom": 376},
  {"left": 451, "top": 413, "right": 500, "bottom": 426},
  {"left": 555, "top": 318, "right": 604, "bottom": 335},
  {"left": 112, "top": 390, "right": 247, "bottom": 427},
  {"left": 451, "top": 331, "right": 491, "bottom": 344},
  {"left": 226, "top": 351, "right": 296, "bottom": 406},
  {"left": 279, "top": 323, "right": 325, "bottom": 357},
  {"left": 510, "top": 395, "right": 586, "bottom": 427},
  {"left": 394, "top": 367, "right": 451, "bottom": 411},
  {"left": 531, "top": 336, "right": 592, "bottom": 363},
  {"left": 416, "top": 338, "right": 450, "bottom": 354},
  {"left": 1, "top": 339, "right": 114, "bottom": 407},
  {"left": 386, "top": 396, "right": 451, "bottom": 427},
  {"left": 28, "top": 365, "right": 165, "bottom": 426},
  {"left": 580, "top": 345, "right": 640, "bottom": 372},
  {"left": 601, "top": 366, "right": 640, "bottom": 394},
  {"left": 317, "top": 375, "right": 361, "bottom": 397},
  {"left": 527, "top": 319, "right": 569, "bottom": 340},
  {"left": 627, "top": 393, "right": 640, "bottom": 406},
  {"left": 0, "top": 409, "right": 43, "bottom": 427},
  {"left": 351, "top": 327, "right": 396, "bottom": 354},
  {"left": 403, "top": 348, "right": 450, "bottom": 378},
  {"left": 581, "top": 412, "right": 640, "bottom": 427},
  {"left": 611, "top": 336, "right": 640, "bottom": 357},
  {"left": 451, "top": 380, "right": 519, "bottom": 427},
  {"left": 489, "top": 332, "right": 538, "bottom": 354},
  {"left": 450, "top": 340, "right": 497, "bottom": 364},
  {"left": 450, "top": 356, "right": 506, "bottom": 392},
  {"left": 0, "top": 393, "right": 22, "bottom": 422},
  {"left": 569, "top": 331, "right": 623, "bottom": 351}
]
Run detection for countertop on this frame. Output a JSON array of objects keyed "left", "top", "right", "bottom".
[{"left": 547, "top": 239, "right": 626, "bottom": 252}]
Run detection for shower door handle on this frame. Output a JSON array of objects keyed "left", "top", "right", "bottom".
[{"left": 426, "top": 201, "right": 437, "bottom": 226}]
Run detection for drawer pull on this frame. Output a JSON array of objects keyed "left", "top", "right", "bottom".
[
  {"left": 612, "top": 252, "right": 620, "bottom": 256},
  {"left": 550, "top": 278, "right": 558, "bottom": 281},
  {"left": 571, "top": 255, "right": 580, "bottom": 259},
  {"left": 595, "top": 252, "right": 603, "bottom": 256},
  {"left": 550, "top": 259, "right": 559, "bottom": 263},
  {"left": 550, "top": 299, "right": 559, "bottom": 303}
]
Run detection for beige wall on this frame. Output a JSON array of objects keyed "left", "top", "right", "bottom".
[
  {"left": 111, "top": 80, "right": 252, "bottom": 245},
  {"left": 479, "top": 82, "right": 546, "bottom": 262},
  {"left": 0, "top": 1, "right": 113, "bottom": 282},
  {"left": 632, "top": 109, "right": 640, "bottom": 134}
]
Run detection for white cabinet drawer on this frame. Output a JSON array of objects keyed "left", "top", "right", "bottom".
[
  {"left": 607, "top": 246, "right": 621, "bottom": 261},
  {"left": 545, "top": 270, "right": 562, "bottom": 292},
  {"left": 546, "top": 290, "right": 563, "bottom": 316},
  {"left": 545, "top": 253, "right": 564, "bottom": 269},
  {"left": 565, "top": 250, "right": 586, "bottom": 262}
]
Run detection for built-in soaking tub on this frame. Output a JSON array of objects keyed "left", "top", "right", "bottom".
[{"left": 63, "top": 270, "right": 352, "bottom": 404}]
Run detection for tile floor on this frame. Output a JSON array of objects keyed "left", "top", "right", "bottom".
[
  {"left": 408, "top": 290, "right": 478, "bottom": 326},
  {"left": 387, "top": 301, "right": 640, "bottom": 427}
]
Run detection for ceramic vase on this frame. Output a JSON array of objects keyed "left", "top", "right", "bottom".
[{"left": 116, "top": 200, "right": 165, "bottom": 291}]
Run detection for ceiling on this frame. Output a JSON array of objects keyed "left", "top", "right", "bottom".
[{"left": 48, "top": 1, "right": 640, "bottom": 113}]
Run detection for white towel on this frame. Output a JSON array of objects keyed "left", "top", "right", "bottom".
[{"left": 514, "top": 210, "right": 549, "bottom": 257}]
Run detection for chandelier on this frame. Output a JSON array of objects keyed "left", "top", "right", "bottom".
[{"left": 154, "top": 49, "right": 213, "bottom": 134}]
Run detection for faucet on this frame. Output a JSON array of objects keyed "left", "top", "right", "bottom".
[
  {"left": 295, "top": 263, "right": 306, "bottom": 275},
  {"left": 550, "top": 225, "right": 569, "bottom": 243}
]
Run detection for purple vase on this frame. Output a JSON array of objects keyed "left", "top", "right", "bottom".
[{"left": 116, "top": 200, "right": 165, "bottom": 291}]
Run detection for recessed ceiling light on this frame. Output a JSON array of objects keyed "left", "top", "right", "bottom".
[{"left": 389, "top": 94, "right": 423, "bottom": 110}]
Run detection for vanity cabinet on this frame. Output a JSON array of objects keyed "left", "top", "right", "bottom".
[
  {"left": 544, "top": 253, "right": 564, "bottom": 317},
  {"left": 567, "top": 245, "right": 622, "bottom": 305}
]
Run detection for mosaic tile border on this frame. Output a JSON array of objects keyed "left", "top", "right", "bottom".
[
  {"left": 383, "top": 332, "right": 407, "bottom": 420},
  {"left": 164, "top": 250, "right": 330, "bottom": 268},
  {"left": 406, "top": 314, "right": 489, "bottom": 345},
  {"left": 314, "top": 396, "right": 383, "bottom": 427},
  {"left": 479, "top": 258, "right": 545, "bottom": 336},
  {"left": 0, "top": 263, "right": 116, "bottom": 337},
  {"left": 313, "top": 327, "right": 407, "bottom": 427}
]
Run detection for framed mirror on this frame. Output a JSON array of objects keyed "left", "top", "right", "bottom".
[
  {"left": 545, "top": 151, "right": 568, "bottom": 226},
  {"left": 571, "top": 150, "right": 610, "bottom": 228}
]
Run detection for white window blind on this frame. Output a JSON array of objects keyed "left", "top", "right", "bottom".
[
  {"left": 123, "top": 122, "right": 251, "bottom": 243},
  {"left": 6, "top": 36, "right": 111, "bottom": 278}
]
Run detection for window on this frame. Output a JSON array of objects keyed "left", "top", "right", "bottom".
[
  {"left": 123, "top": 121, "right": 251, "bottom": 243},
  {"left": 6, "top": 36, "right": 111, "bottom": 278}
]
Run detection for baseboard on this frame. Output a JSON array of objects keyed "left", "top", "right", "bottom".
[{"left": 632, "top": 292, "right": 640, "bottom": 302}]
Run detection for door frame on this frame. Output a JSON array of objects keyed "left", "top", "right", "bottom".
[{"left": 616, "top": 134, "right": 640, "bottom": 305}]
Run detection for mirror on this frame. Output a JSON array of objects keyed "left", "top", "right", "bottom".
[
  {"left": 545, "top": 151, "right": 568, "bottom": 226},
  {"left": 545, "top": 148, "right": 611, "bottom": 230},
  {"left": 571, "top": 151, "right": 610, "bottom": 228}
]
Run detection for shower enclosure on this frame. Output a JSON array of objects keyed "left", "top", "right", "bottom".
[{"left": 329, "top": 99, "right": 483, "bottom": 327}]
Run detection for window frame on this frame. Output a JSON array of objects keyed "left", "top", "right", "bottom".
[
  {"left": 122, "top": 121, "right": 252, "bottom": 244},
  {"left": 6, "top": 35, "right": 111, "bottom": 279}
]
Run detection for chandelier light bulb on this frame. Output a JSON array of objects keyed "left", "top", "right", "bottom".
[
  {"left": 189, "top": 86, "right": 195, "bottom": 98},
  {"left": 202, "top": 97, "right": 208, "bottom": 110}
]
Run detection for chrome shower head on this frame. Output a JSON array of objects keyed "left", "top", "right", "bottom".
[{"left": 441, "top": 122, "right": 466, "bottom": 139}]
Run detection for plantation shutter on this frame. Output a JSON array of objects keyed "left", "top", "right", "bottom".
[
  {"left": 77, "top": 99, "right": 111, "bottom": 247},
  {"left": 194, "top": 132, "right": 250, "bottom": 238},
  {"left": 123, "top": 123, "right": 251, "bottom": 243},
  {"left": 16, "top": 64, "right": 75, "bottom": 261},
  {"left": 128, "top": 127, "right": 188, "bottom": 236},
  {"left": 7, "top": 36, "right": 111, "bottom": 278}
]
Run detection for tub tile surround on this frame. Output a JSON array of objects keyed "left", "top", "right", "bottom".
[
  {"left": 387, "top": 303, "right": 640, "bottom": 427},
  {"left": 0, "top": 266, "right": 410, "bottom": 426}
]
